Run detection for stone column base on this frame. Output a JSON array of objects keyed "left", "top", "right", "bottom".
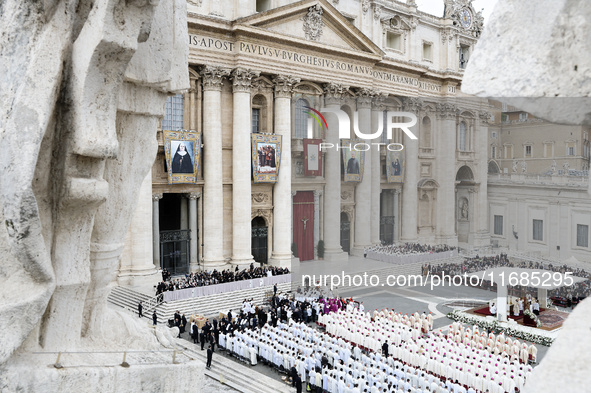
[
  {"left": 435, "top": 235, "right": 458, "bottom": 247},
  {"left": 117, "top": 267, "right": 159, "bottom": 287},
  {"left": 230, "top": 257, "right": 255, "bottom": 267},
  {"left": 323, "top": 250, "right": 349, "bottom": 262},
  {"left": 350, "top": 246, "right": 370, "bottom": 258},
  {"left": 268, "top": 255, "right": 293, "bottom": 269}
]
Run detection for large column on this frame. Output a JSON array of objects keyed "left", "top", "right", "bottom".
[
  {"left": 188, "top": 193, "right": 199, "bottom": 272},
  {"left": 231, "top": 68, "right": 259, "bottom": 266},
  {"left": 400, "top": 98, "right": 420, "bottom": 243},
  {"left": 322, "top": 83, "right": 349, "bottom": 261},
  {"left": 351, "top": 89, "right": 373, "bottom": 256},
  {"left": 269, "top": 75, "right": 300, "bottom": 267},
  {"left": 370, "top": 94, "right": 385, "bottom": 245},
  {"left": 474, "top": 111, "right": 491, "bottom": 246},
  {"left": 314, "top": 190, "right": 322, "bottom": 258},
  {"left": 435, "top": 102, "right": 458, "bottom": 245},
  {"left": 394, "top": 189, "right": 400, "bottom": 241},
  {"left": 152, "top": 193, "right": 163, "bottom": 269},
  {"left": 200, "top": 65, "right": 230, "bottom": 267},
  {"left": 180, "top": 195, "right": 188, "bottom": 230}
]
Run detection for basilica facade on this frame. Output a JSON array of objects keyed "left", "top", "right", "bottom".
[{"left": 118, "top": 0, "right": 493, "bottom": 281}]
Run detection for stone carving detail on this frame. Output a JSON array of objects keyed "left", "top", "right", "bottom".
[
  {"left": 403, "top": 97, "right": 424, "bottom": 112},
  {"left": 342, "top": 205, "right": 354, "bottom": 217},
  {"left": 362, "top": 0, "right": 370, "bottom": 13},
  {"left": 188, "top": 192, "right": 201, "bottom": 200},
  {"left": 231, "top": 68, "right": 260, "bottom": 93},
  {"left": 373, "top": 5, "right": 382, "bottom": 20},
  {"left": 201, "top": 65, "right": 231, "bottom": 91},
  {"left": 443, "top": 0, "right": 484, "bottom": 38},
  {"left": 273, "top": 75, "right": 300, "bottom": 98},
  {"left": 187, "top": 0, "right": 203, "bottom": 6},
  {"left": 302, "top": 4, "right": 324, "bottom": 42},
  {"left": 355, "top": 87, "right": 376, "bottom": 108},
  {"left": 152, "top": 193, "right": 164, "bottom": 202},
  {"left": 372, "top": 91, "right": 388, "bottom": 111},
  {"left": 479, "top": 110, "right": 492, "bottom": 124},
  {"left": 0, "top": 0, "right": 188, "bottom": 372},
  {"left": 341, "top": 191, "right": 352, "bottom": 200},
  {"left": 252, "top": 209, "right": 273, "bottom": 224},
  {"left": 436, "top": 102, "right": 458, "bottom": 119},
  {"left": 252, "top": 192, "right": 270, "bottom": 204},
  {"left": 324, "top": 82, "right": 349, "bottom": 105}
]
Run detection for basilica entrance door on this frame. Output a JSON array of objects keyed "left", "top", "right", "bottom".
[
  {"left": 293, "top": 191, "right": 315, "bottom": 261},
  {"left": 251, "top": 217, "right": 268, "bottom": 264},
  {"left": 160, "top": 230, "right": 190, "bottom": 275}
]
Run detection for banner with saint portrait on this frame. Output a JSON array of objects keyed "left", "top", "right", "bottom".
[
  {"left": 251, "top": 133, "right": 282, "bottom": 183},
  {"left": 303, "top": 138, "right": 323, "bottom": 177},
  {"left": 162, "top": 130, "right": 201, "bottom": 184},
  {"left": 386, "top": 148, "right": 405, "bottom": 183},
  {"left": 341, "top": 140, "right": 365, "bottom": 182}
]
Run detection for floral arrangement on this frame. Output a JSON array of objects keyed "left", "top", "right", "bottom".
[
  {"left": 523, "top": 309, "right": 542, "bottom": 328},
  {"left": 446, "top": 310, "right": 554, "bottom": 346}
]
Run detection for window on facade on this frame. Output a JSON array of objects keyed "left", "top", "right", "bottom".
[
  {"left": 501, "top": 114, "right": 509, "bottom": 123},
  {"left": 252, "top": 108, "right": 260, "bottom": 133},
  {"left": 256, "top": 0, "right": 271, "bottom": 12},
  {"left": 494, "top": 215, "right": 503, "bottom": 235},
  {"left": 577, "top": 224, "right": 589, "bottom": 247},
  {"left": 459, "top": 122, "right": 467, "bottom": 151},
  {"left": 533, "top": 219, "right": 544, "bottom": 241},
  {"left": 491, "top": 131, "right": 497, "bottom": 139},
  {"left": 525, "top": 145, "right": 532, "bottom": 157},
  {"left": 162, "top": 94, "right": 184, "bottom": 131},
  {"left": 504, "top": 145, "right": 513, "bottom": 159},
  {"left": 422, "top": 42, "right": 433, "bottom": 61},
  {"left": 567, "top": 145, "right": 575, "bottom": 156},
  {"left": 459, "top": 45, "right": 469, "bottom": 69},
  {"left": 544, "top": 143, "right": 553, "bottom": 158},
  {"left": 294, "top": 98, "right": 309, "bottom": 139},
  {"left": 491, "top": 146, "right": 496, "bottom": 159},
  {"left": 519, "top": 112, "right": 528, "bottom": 122},
  {"left": 387, "top": 32, "right": 402, "bottom": 51}
]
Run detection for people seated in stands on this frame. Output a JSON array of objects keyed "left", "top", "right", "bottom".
[
  {"left": 365, "top": 242, "right": 456, "bottom": 257},
  {"left": 154, "top": 266, "right": 289, "bottom": 295}
]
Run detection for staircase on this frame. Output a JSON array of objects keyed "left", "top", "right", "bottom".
[
  {"left": 177, "top": 340, "right": 292, "bottom": 393},
  {"left": 108, "top": 282, "right": 292, "bottom": 323}
]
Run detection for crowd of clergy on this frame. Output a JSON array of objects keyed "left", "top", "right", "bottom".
[{"left": 218, "top": 304, "right": 533, "bottom": 393}]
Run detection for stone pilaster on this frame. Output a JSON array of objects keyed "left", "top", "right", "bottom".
[
  {"left": 269, "top": 75, "right": 300, "bottom": 267},
  {"left": 200, "top": 65, "right": 230, "bottom": 267},
  {"left": 322, "top": 83, "right": 349, "bottom": 261},
  {"left": 351, "top": 88, "right": 373, "bottom": 256},
  {"left": 474, "top": 110, "right": 491, "bottom": 246},
  {"left": 231, "top": 68, "right": 259, "bottom": 266},
  {"left": 313, "top": 189, "right": 322, "bottom": 257}
]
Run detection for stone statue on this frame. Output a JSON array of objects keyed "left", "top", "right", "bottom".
[
  {"left": 0, "top": 0, "right": 188, "bottom": 370},
  {"left": 563, "top": 161, "right": 570, "bottom": 175},
  {"left": 551, "top": 160, "right": 557, "bottom": 174},
  {"left": 512, "top": 159, "right": 518, "bottom": 173},
  {"left": 461, "top": 200, "right": 469, "bottom": 220},
  {"left": 521, "top": 160, "right": 527, "bottom": 173}
]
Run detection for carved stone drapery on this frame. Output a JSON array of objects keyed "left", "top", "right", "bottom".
[
  {"left": 302, "top": 4, "right": 324, "bottom": 42},
  {"left": 231, "top": 68, "right": 260, "bottom": 93},
  {"left": 273, "top": 75, "right": 300, "bottom": 98},
  {"left": 252, "top": 208, "right": 273, "bottom": 226},
  {"left": 403, "top": 97, "right": 424, "bottom": 112},
  {"left": 201, "top": 65, "right": 231, "bottom": 91},
  {"left": 362, "top": 0, "right": 370, "bottom": 13},
  {"left": 479, "top": 110, "right": 492, "bottom": 125},
  {"left": 373, "top": 5, "right": 382, "bottom": 20},
  {"left": 341, "top": 191, "right": 352, "bottom": 201}
]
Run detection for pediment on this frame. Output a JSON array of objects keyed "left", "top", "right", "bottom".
[{"left": 235, "top": 0, "right": 383, "bottom": 57}]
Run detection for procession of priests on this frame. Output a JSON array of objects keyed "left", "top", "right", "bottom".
[{"left": 218, "top": 304, "right": 533, "bottom": 393}]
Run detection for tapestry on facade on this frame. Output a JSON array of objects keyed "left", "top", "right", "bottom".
[
  {"left": 304, "top": 138, "right": 323, "bottom": 177},
  {"left": 252, "top": 133, "right": 282, "bottom": 183},
  {"left": 163, "top": 130, "right": 201, "bottom": 184},
  {"left": 342, "top": 140, "right": 365, "bottom": 182},
  {"left": 386, "top": 148, "right": 405, "bottom": 183}
]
